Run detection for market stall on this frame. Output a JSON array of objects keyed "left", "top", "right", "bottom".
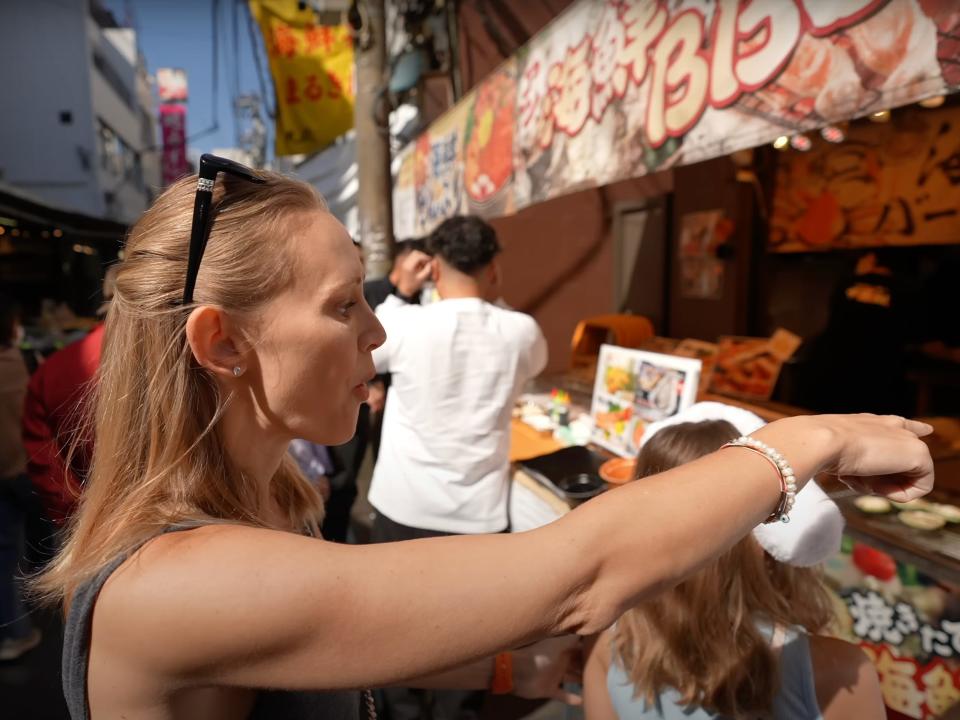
[
  {"left": 507, "top": 342, "right": 960, "bottom": 719},
  {"left": 392, "top": 1, "right": 960, "bottom": 715}
]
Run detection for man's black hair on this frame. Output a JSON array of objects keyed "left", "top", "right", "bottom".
[
  {"left": 426, "top": 216, "right": 501, "bottom": 275},
  {"left": 393, "top": 237, "right": 427, "bottom": 260}
]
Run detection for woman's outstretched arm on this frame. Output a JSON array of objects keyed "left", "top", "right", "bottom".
[{"left": 90, "top": 414, "right": 932, "bottom": 700}]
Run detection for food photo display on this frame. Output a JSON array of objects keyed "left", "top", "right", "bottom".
[{"left": 590, "top": 345, "right": 701, "bottom": 457}]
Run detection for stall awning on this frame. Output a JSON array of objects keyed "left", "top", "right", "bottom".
[
  {"left": 0, "top": 182, "right": 128, "bottom": 242},
  {"left": 0, "top": 182, "right": 128, "bottom": 317},
  {"left": 393, "top": 0, "right": 960, "bottom": 238}
]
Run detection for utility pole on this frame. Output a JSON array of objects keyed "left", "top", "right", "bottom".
[
  {"left": 234, "top": 94, "right": 267, "bottom": 168},
  {"left": 354, "top": 0, "right": 393, "bottom": 279}
]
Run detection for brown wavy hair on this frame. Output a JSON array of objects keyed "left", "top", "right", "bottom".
[
  {"left": 34, "top": 171, "right": 328, "bottom": 604},
  {"left": 612, "top": 420, "right": 834, "bottom": 718}
]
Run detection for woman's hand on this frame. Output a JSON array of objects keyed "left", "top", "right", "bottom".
[
  {"left": 512, "top": 635, "right": 583, "bottom": 705},
  {"left": 759, "top": 414, "right": 934, "bottom": 502}
]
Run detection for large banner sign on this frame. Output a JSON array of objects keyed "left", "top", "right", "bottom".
[
  {"left": 249, "top": 0, "right": 355, "bottom": 156},
  {"left": 394, "top": 0, "right": 960, "bottom": 238}
]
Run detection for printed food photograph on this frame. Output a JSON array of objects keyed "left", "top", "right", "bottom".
[
  {"left": 635, "top": 361, "right": 684, "bottom": 417},
  {"left": 464, "top": 66, "right": 516, "bottom": 215},
  {"left": 591, "top": 346, "right": 701, "bottom": 457},
  {"left": 603, "top": 362, "right": 636, "bottom": 403},
  {"left": 592, "top": 400, "right": 648, "bottom": 459},
  {"left": 593, "top": 400, "right": 634, "bottom": 447}
]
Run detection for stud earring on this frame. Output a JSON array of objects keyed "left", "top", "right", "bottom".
[{"left": 233, "top": 366, "right": 243, "bottom": 377}]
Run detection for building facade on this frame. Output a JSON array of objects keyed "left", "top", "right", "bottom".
[{"left": 0, "top": 0, "right": 160, "bottom": 224}]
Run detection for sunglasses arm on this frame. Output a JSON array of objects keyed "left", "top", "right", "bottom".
[
  {"left": 181, "top": 155, "right": 265, "bottom": 305},
  {"left": 182, "top": 184, "right": 214, "bottom": 305}
]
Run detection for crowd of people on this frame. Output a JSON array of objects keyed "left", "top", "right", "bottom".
[{"left": 0, "top": 162, "right": 936, "bottom": 720}]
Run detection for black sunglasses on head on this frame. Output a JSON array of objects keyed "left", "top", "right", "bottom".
[{"left": 182, "top": 153, "right": 265, "bottom": 305}]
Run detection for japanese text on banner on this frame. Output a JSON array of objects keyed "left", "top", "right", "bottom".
[{"left": 249, "top": 0, "right": 354, "bottom": 156}]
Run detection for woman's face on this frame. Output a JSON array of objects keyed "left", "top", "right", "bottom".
[{"left": 250, "top": 210, "right": 385, "bottom": 445}]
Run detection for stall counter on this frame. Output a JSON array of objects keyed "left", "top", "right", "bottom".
[{"left": 509, "top": 375, "right": 960, "bottom": 718}]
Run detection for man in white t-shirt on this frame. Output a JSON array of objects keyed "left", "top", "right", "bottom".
[{"left": 369, "top": 215, "right": 548, "bottom": 541}]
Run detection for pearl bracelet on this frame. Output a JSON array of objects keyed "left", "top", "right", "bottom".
[{"left": 721, "top": 436, "right": 797, "bottom": 523}]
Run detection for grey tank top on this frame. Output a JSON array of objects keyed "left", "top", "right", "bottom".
[{"left": 62, "top": 524, "right": 362, "bottom": 720}]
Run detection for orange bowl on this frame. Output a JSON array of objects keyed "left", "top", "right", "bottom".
[{"left": 599, "top": 457, "right": 636, "bottom": 485}]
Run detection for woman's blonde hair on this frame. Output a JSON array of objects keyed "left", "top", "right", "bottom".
[
  {"left": 35, "top": 171, "right": 329, "bottom": 604},
  {"left": 613, "top": 420, "right": 834, "bottom": 718}
]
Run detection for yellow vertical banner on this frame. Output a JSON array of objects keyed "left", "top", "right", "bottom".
[{"left": 249, "top": 0, "right": 355, "bottom": 156}]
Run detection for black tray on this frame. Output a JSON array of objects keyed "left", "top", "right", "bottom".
[{"left": 517, "top": 446, "right": 609, "bottom": 502}]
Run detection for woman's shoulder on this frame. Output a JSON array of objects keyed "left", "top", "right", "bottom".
[
  {"left": 807, "top": 634, "right": 876, "bottom": 680},
  {"left": 90, "top": 524, "right": 327, "bottom": 676},
  {"left": 807, "top": 635, "right": 885, "bottom": 719},
  {"left": 102, "top": 523, "right": 309, "bottom": 598},
  {"left": 95, "top": 524, "right": 316, "bottom": 631}
]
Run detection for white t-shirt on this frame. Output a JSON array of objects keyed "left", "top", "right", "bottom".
[{"left": 370, "top": 295, "right": 548, "bottom": 533}]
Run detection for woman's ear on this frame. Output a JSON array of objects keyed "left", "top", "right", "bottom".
[
  {"left": 185, "top": 306, "right": 247, "bottom": 378},
  {"left": 430, "top": 258, "right": 440, "bottom": 284}
]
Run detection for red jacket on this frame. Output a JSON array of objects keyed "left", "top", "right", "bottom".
[{"left": 22, "top": 324, "right": 103, "bottom": 525}]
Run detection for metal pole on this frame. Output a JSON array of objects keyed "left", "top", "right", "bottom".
[{"left": 354, "top": 0, "right": 393, "bottom": 280}]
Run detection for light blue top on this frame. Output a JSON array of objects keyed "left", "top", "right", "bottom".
[{"left": 606, "top": 625, "right": 823, "bottom": 720}]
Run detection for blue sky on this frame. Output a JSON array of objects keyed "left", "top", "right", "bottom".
[{"left": 104, "top": 0, "right": 274, "bottom": 160}]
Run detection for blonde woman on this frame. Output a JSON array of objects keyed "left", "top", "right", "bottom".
[
  {"left": 37, "top": 156, "right": 932, "bottom": 719},
  {"left": 583, "top": 416, "right": 883, "bottom": 719}
]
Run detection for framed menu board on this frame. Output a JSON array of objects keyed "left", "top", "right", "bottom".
[{"left": 590, "top": 345, "right": 701, "bottom": 458}]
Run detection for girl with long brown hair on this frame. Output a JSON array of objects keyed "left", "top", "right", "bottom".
[
  {"left": 35, "top": 159, "right": 929, "bottom": 719},
  {"left": 583, "top": 411, "right": 884, "bottom": 719}
]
